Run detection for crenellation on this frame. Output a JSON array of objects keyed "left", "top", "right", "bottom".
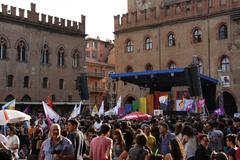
[
  {"left": 48, "top": 15, "right": 53, "bottom": 24},
  {"left": 61, "top": 18, "right": 65, "bottom": 27},
  {"left": 41, "top": 14, "right": 46, "bottom": 23},
  {"left": 131, "top": 11, "right": 138, "bottom": 24},
  {"left": 72, "top": 21, "right": 78, "bottom": 30},
  {"left": 121, "top": 13, "right": 128, "bottom": 26},
  {"left": 148, "top": 7, "right": 157, "bottom": 20},
  {"left": 54, "top": 17, "right": 59, "bottom": 26},
  {"left": 19, "top": 8, "right": 25, "bottom": 18},
  {"left": 0, "top": 3, "right": 85, "bottom": 34},
  {"left": 10, "top": 6, "right": 16, "bottom": 16},
  {"left": 139, "top": 9, "right": 147, "bottom": 21},
  {"left": 114, "top": 15, "right": 120, "bottom": 29},
  {"left": 1, "top": 4, "right": 8, "bottom": 15}
]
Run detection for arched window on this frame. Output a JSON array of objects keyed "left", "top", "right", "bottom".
[
  {"left": 145, "top": 63, "right": 153, "bottom": 71},
  {"left": 125, "top": 65, "right": 133, "bottom": 73},
  {"left": 42, "top": 77, "right": 48, "bottom": 88},
  {"left": 41, "top": 44, "right": 49, "bottom": 65},
  {"left": 17, "top": 40, "right": 26, "bottom": 62},
  {"left": 221, "top": 56, "right": 230, "bottom": 72},
  {"left": 219, "top": 24, "right": 228, "bottom": 40},
  {"left": 72, "top": 49, "right": 80, "bottom": 68},
  {"left": 23, "top": 76, "right": 29, "bottom": 88},
  {"left": 144, "top": 37, "right": 153, "bottom": 50},
  {"left": 168, "top": 33, "right": 175, "bottom": 47},
  {"left": 0, "top": 37, "right": 7, "bottom": 60},
  {"left": 4, "top": 95, "right": 15, "bottom": 102},
  {"left": 59, "top": 79, "right": 64, "bottom": 89},
  {"left": 57, "top": 47, "right": 65, "bottom": 66},
  {"left": 7, "top": 75, "right": 14, "bottom": 87},
  {"left": 21, "top": 95, "right": 32, "bottom": 102},
  {"left": 126, "top": 40, "right": 134, "bottom": 53},
  {"left": 193, "top": 28, "right": 202, "bottom": 43},
  {"left": 168, "top": 62, "right": 176, "bottom": 69}
]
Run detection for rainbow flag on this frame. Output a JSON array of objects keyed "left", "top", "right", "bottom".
[{"left": 2, "top": 99, "right": 16, "bottom": 110}]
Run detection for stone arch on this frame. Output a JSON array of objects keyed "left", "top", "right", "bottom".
[
  {"left": 4, "top": 95, "right": 15, "bottom": 102},
  {"left": 124, "top": 95, "right": 137, "bottom": 105},
  {"left": 14, "top": 38, "right": 29, "bottom": 50},
  {"left": 0, "top": 34, "right": 11, "bottom": 48},
  {"left": 216, "top": 91, "right": 237, "bottom": 116},
  {"left": 145, "top": 63, "right": 153, "bottom": 71},
  {"left": 21, "top": 95, "right": 32, "bottom": 102},
  {"left": 55, "top": 44, "right": 65, "bottom": 54}
]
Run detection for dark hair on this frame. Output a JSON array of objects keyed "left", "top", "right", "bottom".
[
  {"left": 215, "top": 152, "right": 228, "bottom": 160},
  {"left": 100, "top": 124, "right": 111, "bottom": 135},
  {"left": 199, "top": 134, "right": 208, "bottom": 141},
  {"left": 160, "top": 122, "right": 168, "bottom": 130},
  {"left": 226, "top": 134, "right": 237, "bottom": 145},
  {"left": 170, "top": 139, "right": 184, "bottom": 160},
  {"left": 136, "top": 134, "right": 147, "bottom": 146},
  {"left": 0, "top": 149, "right": 14, "bottom": 160},
  {"left": 182, "top": 125, "right": 194, "bottom": 137},
  {"left": 8, "top": 126, "right": 16, "bottom": 135},
  {"left": 68, "top": 119, "right": 79, "bottom": 127}
]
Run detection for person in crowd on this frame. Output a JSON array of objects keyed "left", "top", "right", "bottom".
[
  {"left": 67, "top": 119, "right": 86, "bottom": 160},
  {"left": 90, "top": 123, "right": 113, "bottom": 160},
  {"left": 195, "top": 134, "right": 212, "bottom": 160},
  {"left": 214, "top": 152, "right": 228, "bottom": 160},
  {"left": 29, "top": 127, "right": 44, "bottom": 160},
  {"left": 158, "top": 122, "right": 176, "bottom": 155},
  {"left": 164, "top": 138, "right": 185, "bottom": 160},
  {"left": 18, "top": 126, "right": 30, "bottom": 151},
  {"left": 118, "top": 122, "right": 135, "bottom": 160},
  {"left": 226, "top": 134, "right": 237, "bottom": 160},
  {"left": 207, "top": 121, "right": 224, "bottom": 152},
  {"left": 6, "top": 126, "right": 20, "bottom": 159},
  {"left": 174, "top": 122, "right": 183, "bottom": 140},
  {"left": 181, "top": 125, "right": 197, "bottom": 160},
  {"left": 235, "top": 132, "right": 240, "bottom": 160},
  {"left": 112, "top": 129, "right": 125, "bottom": 160},
  {"left": 127, "top": 133, "right": 150, "bottom": 160},
  {"left": 142, "top": 124, "right": 156, "bottom": 152},
  {"left": 84, "top": 128, "right": 96, "bottom": 157},
  {"left": 38, "top": 123, "right": 74, "bottom": 160},
  {"left": 93, "top": 116, "right": 102, "bottom": 131},
  {"left": 28, "top": 120, "right": 35, "bottom": 140}
]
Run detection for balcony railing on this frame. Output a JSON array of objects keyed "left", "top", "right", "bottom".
[{"left": 87, "top": 72, "right": 104, "bottom": 78}]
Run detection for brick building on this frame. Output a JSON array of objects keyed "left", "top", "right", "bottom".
[
  {"left": 85, "top": 37, "right": 115, "bottom": 108},
  {"left": 113, "top": 0, "right": 240, "bottom": 113},
  {"left": 0, "top": 3, "right": 86, "bottom": 113}
]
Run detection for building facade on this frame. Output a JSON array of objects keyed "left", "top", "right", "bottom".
[
  {"left": 114, "top": 0, "right": 240, "bottom": 113},
  {"left": 85, "top": 37, "right": 115, "bottom": 108},
  {"left": 0, "top": 3, "right": 86, "bottom": 112}
]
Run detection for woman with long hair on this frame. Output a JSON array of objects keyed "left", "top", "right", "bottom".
[
  {"left": 112, "top": 129, "right": 125, "bottom": 160},
  {"left": 164, "top": 138, "right": 185, "bottom": 160}
]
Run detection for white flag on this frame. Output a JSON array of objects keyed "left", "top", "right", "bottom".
[
  {"left": 69, "top": 104, "right": 78, "bottom": 120},
  {"left": 98, "top": 101, "right": 104, "bottom": 116},
  {"left": 2, "top": 99, "right": 16, "bottom": 110},
  {"left": 77, "top": 101, "right": 82, "bottom": 116},
  {"left": 113, "top": 96, "right": 121, "bottom": 115},
  {"left": 42, "top": 101, "right": 60, "bottom": 122}
]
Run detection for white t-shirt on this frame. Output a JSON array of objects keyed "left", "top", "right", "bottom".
[
  {"left": 94, "top": 121, "right": 102, "bottom": 131},
  {"left": 6, "top": 135, "right": 20, "bottom": 159},
  {"left": 0, "top": 133, "right": 7, "bottom": 144}
]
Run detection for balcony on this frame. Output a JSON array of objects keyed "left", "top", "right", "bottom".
[
  {"left": 88, "top": 87, "right": 104, "bottom": 93},
  {"left": 87, "top": 72, "right": 104, "bottom": 78}
]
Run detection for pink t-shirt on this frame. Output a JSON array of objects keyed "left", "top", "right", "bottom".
[{"left": 90, "top": 136, "right": 113, "bottom": 160}]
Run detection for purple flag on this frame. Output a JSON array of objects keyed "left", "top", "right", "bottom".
[
  {"left": 23, "top": 106, "right": 31, "bottom": 114},
  {"left": 214, "top": 106, "right": 225, "bottom": 115}
]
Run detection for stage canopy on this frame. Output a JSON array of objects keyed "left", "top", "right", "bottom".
[{"left": 109, "top": 68, "right": 219, "bottom": 111}]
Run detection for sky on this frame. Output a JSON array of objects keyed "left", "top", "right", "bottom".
[{"left": 1, "top": 0, "right": 127, "bottom": 41}]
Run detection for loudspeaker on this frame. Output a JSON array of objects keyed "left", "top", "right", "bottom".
[
  {"left": 76, "top": 73, "right": 89, "bottom": 100},
  {"left": 184, "top": 66, "right": 202, "bottom": 97}
]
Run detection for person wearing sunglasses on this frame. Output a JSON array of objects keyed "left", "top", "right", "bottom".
[{"left": 195, "top": 134, "right": 212, "bottom": 160}]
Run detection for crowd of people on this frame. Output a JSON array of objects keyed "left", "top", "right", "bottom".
[{"left": 0, "top": 112, "right": 240, "bottom": 160}]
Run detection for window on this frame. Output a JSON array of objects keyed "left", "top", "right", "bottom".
[
  {"left": 86, "top": 42, "right": 90, "bottom": 48},
  {"left": 168, "top": 62, "right": 176, "bottom": 69},
  {"left": 41, "top": 44, "right": 49, "bottom": 65},
  {"left": 86, "top": 51, "right": 90, "bottom": 57},
  {"left": 126, "top": 40, "right": 134, "bottom": 53},
  {"left": 42, "top": 77, "right": 48, "bottom": 88},
  {"left": 168, "top": 33, "right": 175, "bottom": 47},
  {"left": 24, "top": 76, "right": 29, "bottom": 88},
  {"left": 52, "top": 95, "right": 56, "bottom": 101},
  {"left": 7, "top": 75, "right": 14, "bottom": 87},
  {"left": 93, "top": 41, "right": 98, "bottom": 49},
  {"left": 59, "top": 79, "right": 64, "bottom": 89},
  {"left": 92, "top": 51, "right": 97, "bottom": 59},
  {"left": 145, "top": 37, "right": 153, "bottom": 50},
  {"left": 219, "top": 24, "right": 228, "bottom": 40},
  {"left": 0, "top": 37, "right": 7, "bottom": 60},
  {"left": 193, "top": 28, "right": 202, "bottom": 43},
  {"left": 221, "top": 56, "right": 230, "bottom": 72},
  {"left": 145, "top": 63, "right": 153, "bottom": 71},
  {"left": 68, "top": 95, "right": 72, "bottom": 102},
  {"left": 198, "top": 59, "right": 204, "bottom": 74},
  {"left": 72, "top": 49, "right": 80, "bottom": 68},
  {"left": 57, "top": 47, "right": 65, "bottom": 67},
  {"left": 125, "top": 66, "right": 133, "bottom": 72},
  {"left": 17, "top": 40, "right": 26, "bottom": 62},
  {"left": 209, "top": 0, "right": 213, "bottom": 7}
]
